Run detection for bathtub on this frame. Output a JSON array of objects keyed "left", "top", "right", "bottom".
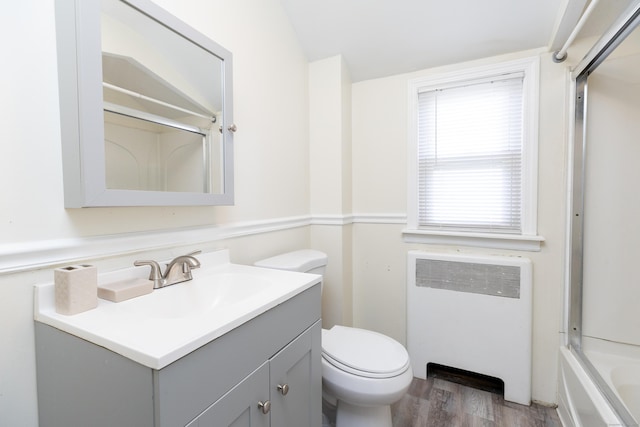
[
  {"left": 610, "top": 365, "right": 640, "bottom": 422},
  {"left": 559, "top": 344, "right": 640, "bottom": 426}
]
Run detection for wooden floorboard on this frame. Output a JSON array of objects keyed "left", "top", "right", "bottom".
[
  {"left": 392, "top": 377, "right": 562, "bottom": 427},
  {"left": 323, "top": 377, "right": 562, "bottom": 427}
]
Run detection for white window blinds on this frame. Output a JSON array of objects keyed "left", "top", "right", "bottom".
[{"left": 417, "top": 74, "right": 524, "bottom": 233}]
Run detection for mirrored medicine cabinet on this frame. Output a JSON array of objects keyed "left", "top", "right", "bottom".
[{"left": 55, "top": 0, "right": 234, "bottom": 207}]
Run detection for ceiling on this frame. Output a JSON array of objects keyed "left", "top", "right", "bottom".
[{"left": 280, "top": 0, "right": 636, "bottom": 82}]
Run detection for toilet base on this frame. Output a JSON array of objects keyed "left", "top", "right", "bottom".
[{"left": 336, "top": 400, "right": 392, "bottom": 427}]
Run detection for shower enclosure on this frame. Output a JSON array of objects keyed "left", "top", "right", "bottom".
[{"left": 563, "top": 2, "right": 640, "bottom": 426}]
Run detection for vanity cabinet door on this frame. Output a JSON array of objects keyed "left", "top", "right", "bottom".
[
  {"left": 188, "top": 362, "right": 270, "bottom": 427},
  {"left": 189, "top": 321, "right": 322, "bottom": 427},
  {"left": 270, "top": 321, "right": 322, "bottom": 427}
]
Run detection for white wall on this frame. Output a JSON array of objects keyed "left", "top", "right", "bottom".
[
  {"left": 582, "top": 56, "right": 640, "bottom": 347},
  {"left": 0, "top": 1, "right": 311, "bottom": 425},
  {"left": 309, "top": 56, "right": 353, "bottom": 328},
  {"left": 1, "top": 0, "right": 310, "bottom": 246},
  {"left": 349, "top": 48, "right": 571, "bottom": 404}
]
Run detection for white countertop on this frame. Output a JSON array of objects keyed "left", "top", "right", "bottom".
[{"left": 34, "top": 250, "right": 320, "bottom": 370}]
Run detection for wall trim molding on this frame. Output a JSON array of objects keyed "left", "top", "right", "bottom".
[
  {"left": 352, "top": 213, "right": 407, "bottom": 224},
  {"left": 0, "top": 215, "right": 309, "bottom": 275},
  {"left": 310, "top": 214, "right": 353, "bottom": 226},
  {"left": 311, "top": 213, "right": 407, "bottom": 225},
  {"left": 0, "top": 213, "right": 408, "bottom": 274}
]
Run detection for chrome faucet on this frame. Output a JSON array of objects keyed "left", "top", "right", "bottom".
[{"left": 134, "top": 250, "right": 201, "bottom": 289}]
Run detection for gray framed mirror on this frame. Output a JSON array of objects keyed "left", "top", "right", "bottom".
[{"left": 55, "top": 0, "right": 234, "bottom": 207}]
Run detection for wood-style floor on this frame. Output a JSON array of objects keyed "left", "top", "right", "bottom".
[{"left": 324, "top": 377, "right": 562, "bottom": 427}]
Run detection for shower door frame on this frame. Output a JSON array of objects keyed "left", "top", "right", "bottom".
[{"left": 568, "top": 3, "right": 640, "bottom": 426}]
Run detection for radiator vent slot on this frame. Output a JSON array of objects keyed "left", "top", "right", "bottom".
[{"left": 415, "top": 258, "right": 521, "bottom": 298}]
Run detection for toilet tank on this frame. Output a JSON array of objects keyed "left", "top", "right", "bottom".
[{"left": 254, "top": 249, "right": 328, "bottom": 276}]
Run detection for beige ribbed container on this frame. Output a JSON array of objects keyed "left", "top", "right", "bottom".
[{"left": 54, "top": 265, "right": 98, "bottom": 315}]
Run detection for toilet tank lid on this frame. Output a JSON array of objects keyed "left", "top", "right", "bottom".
[{"left": 254, "top": 249, "right": 327, "bottom": 273}]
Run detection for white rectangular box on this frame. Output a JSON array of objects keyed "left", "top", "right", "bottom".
[{"left": 407, "top": 251, "right": 532, "bottom": 405}]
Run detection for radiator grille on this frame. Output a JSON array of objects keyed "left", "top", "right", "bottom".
[{"left": 415, "top": 258, "right": 521, "bottom": 299}]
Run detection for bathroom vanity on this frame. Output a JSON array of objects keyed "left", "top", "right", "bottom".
[{"left": 34, "top": 250, "right": 322, "bottom": 427}]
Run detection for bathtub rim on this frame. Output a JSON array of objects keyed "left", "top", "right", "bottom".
[
  {"left": 564, "top": 345, "right": 637, "bottom": 426},
  {"left": 583, "top": 337, "right": 640, "bottom": 425},
  {"left": 559, "top": 346, "right": 622, "bottom": 426}
]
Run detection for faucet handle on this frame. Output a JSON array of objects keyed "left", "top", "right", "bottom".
[
  {"left": 165, "top": 250, "right": 201, "bottom": 269},
  {"left": 133, "top": 260, "right": 162, "bottom": 281},
  {"left": 181, "top": 254, "right": 201, "bottom": 274},
  {"left": 178, "top": 250, "right": 201, "bottom": 274}
]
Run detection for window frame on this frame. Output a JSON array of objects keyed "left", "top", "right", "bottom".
[{"left": 404, "top": 57, "right": 543, "bottom": 251}]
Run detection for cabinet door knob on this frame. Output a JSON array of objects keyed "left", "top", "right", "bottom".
[
  {"left": 227, "top": 124, "right": 237, "bottom": 133},
  {"left": 277, "top": 383, "right": 290, "bottom": 395},
  {"left": 258, "top": 400, "right": 271, "bottom": 414}
]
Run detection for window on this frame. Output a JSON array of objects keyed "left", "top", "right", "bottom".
[{"left": 405, "top": 57, "right": 542, "bottom": 251}]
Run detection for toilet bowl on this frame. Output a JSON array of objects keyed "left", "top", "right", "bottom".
[
  {"left": 322, "top": 325, "right": 413, "bottom": 427},
  {"left": 255, "top": 250, "right": 413, "bottom": 427}
]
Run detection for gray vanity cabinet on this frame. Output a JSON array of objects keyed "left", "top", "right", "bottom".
[
  {"left": 35, "top": 284, "right": 321, "bottom": 427},
  {"left": 189, "top": 362, "right": 271, "bottom": 427},
  {"left": 189, "top": 321, "right": 321, "bottom": 427}
]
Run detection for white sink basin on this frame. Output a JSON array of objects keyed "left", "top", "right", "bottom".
[
  {"left": 34, "top": 249, "right": 321, "bottom": 369},
  {"left": 117, "top": 273, "right": 273, "bottom": 319}
]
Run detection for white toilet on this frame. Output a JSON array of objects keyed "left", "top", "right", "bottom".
[{"left": 255, "top": 249, "right": 413, "bottom": 427}]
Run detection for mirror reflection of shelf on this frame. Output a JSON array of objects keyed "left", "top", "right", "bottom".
[
  {"left": 104, "top": 101, "right": 209, "bottom": 135},
  {"left": 102, "top": 53, "right": 217, "bottom": 133}
]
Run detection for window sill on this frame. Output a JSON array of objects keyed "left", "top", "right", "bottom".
[{"left": 402, "top": 228, "right": 544, "bottom": 252}]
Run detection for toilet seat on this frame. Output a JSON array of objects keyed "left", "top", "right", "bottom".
[{"left": 322, "top": 326, "right": 410, "bottom": 379}]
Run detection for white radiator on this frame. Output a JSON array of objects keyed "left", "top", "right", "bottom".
[{"left": 407, "top": 251, "right": 532, "bottom": 405}]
